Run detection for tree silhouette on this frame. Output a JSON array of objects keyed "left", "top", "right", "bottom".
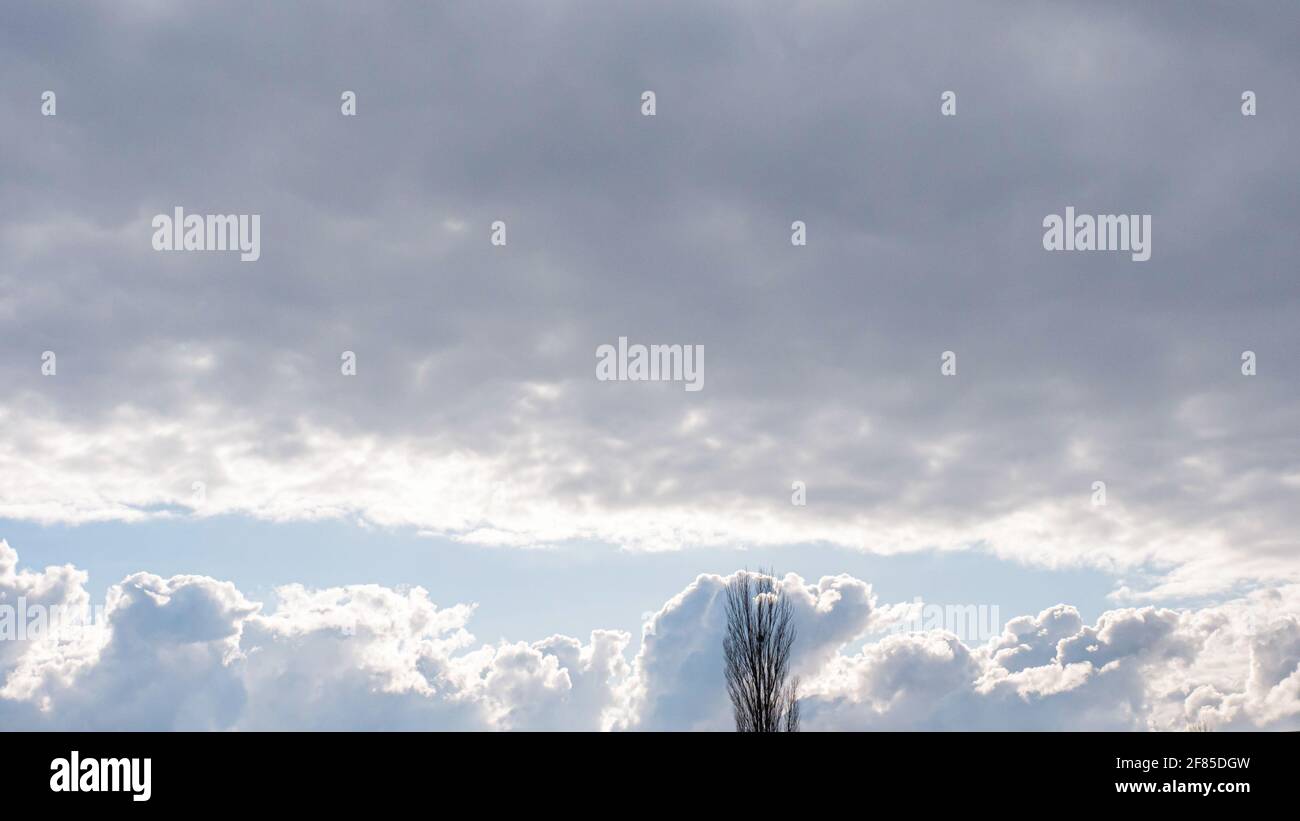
[{"left": 723, "top": 569, "right": 800, "bottom": 732}]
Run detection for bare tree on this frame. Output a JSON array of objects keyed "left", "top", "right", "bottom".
[{"left": 723, "top": 569, "right": 800, "bottom": 732}]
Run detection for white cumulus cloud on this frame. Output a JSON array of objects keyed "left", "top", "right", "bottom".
[{"left": 2, "top": 539, "right": 1296, "bottom": 731}]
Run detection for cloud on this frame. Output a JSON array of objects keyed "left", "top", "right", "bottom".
[
  {"left": 0, "top": 2, "right": 1297, "bottom": 599},
  {"left": 616, "top": 571, "right": 876, "bottom": 730},
  {"left": 1, "top": 541, "right": 1295, "bottom": 730}
]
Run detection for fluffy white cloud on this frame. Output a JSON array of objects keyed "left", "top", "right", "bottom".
[
  {"left": 0, "top": 540, "right": 1296, "bottom": 731},
  {"left": 616, "top": 572, "right": 876, "bottom": 730}
]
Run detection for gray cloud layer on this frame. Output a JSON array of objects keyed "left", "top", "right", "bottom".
[{"left": 1, "top": 2, "right": 1298, "bottom": 596}]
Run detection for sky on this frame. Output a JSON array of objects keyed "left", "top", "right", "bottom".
[{"left": 0, "top": 1, "right": 1298, "bottom": 730}]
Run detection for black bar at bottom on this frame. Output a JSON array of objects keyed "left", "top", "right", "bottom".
[{"left": 2, "top": 731, "right": 1289, "bottom": 808}]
